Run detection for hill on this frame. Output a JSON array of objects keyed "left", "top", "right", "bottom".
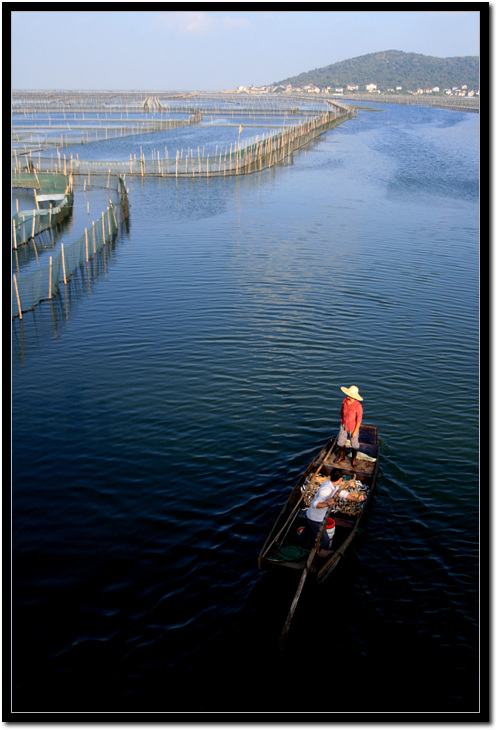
[{"left": 273, "top": 50, "right": 479, "bottom": 92}]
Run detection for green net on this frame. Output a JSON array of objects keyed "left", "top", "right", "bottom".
[
  {"left": 12, "top": 193, "right": 73, "bottom": 248},
  {"left": 12, "top": 172, "right": 73, "bottom": 248},
  {"left": 12, "top": 179, "right": 127, "bottom": 319},
  {"left": 12, "top": 171, "right": 70, "bottom": 193}
]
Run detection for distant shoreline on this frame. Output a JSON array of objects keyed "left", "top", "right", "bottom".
[
  {"left": 271, "top": 91, "right": 479, "bottom": 113},
  {"left": 12, "top": 88, "right": 479, "bottom": 114},
  {"left": 340, "top": 92, "right": 479, "bottom": 112}
]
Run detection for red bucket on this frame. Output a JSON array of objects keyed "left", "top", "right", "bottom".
[{"left": 326, "top": 517, "right": 335, "bottom": 543}]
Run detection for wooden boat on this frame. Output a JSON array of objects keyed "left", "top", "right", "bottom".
[{"left": 257, "top": 424, "right": 379, "bottom": 644}]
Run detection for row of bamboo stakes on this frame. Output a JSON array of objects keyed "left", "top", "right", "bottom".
[
  {"left": 13, "top": 172, "right": 128, "bottom": 318},
  {"left": 12, "top": 108, "right": 351, "bottom": 180},
  {"left": 12, "top": 115, "right": 197, "bottom": 159},
  {"left": 12, "top": 93, "right": 326, "bottom": 116},
  {"left": 12, "top": 98, "right": 347, "bottom": 169}
]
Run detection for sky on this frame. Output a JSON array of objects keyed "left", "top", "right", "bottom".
[{"left": 10, "top": 9, "right": 481, "bottom": 91}]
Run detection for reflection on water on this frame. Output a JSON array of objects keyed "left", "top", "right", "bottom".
[{"left": 13, "top": 231, "right": 123, "bottom": 363}]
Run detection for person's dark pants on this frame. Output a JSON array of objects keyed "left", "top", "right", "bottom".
[{"left": 303, "top": 516, "right": 331, "bottom": 549}]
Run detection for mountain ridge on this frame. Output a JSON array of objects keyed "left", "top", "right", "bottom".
[{"left": 272, "top": 50, "right": 479, "bottom": 92}]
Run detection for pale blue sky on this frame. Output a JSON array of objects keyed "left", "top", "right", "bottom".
[{"left": 10, "top": 9, "right": 481, "bottom": 91}]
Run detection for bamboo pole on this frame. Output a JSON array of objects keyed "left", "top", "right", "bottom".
[
  {"left": 61, "top": 242, "right": 67, "bottom": 284},
  {"left": 85, "top": 228, "right": 88, "bottom": 262},
  {"left": 13, "top": 219, "right": 17, "bottom": 249},
  {"left": 33, "top": 239, "right": 39, "bottom": 266},
  {"left": 48, "top": 256, "right": 52, "bottom": 298},
  {"left": 13, "top": 274, "right": 22, "bottom": 320},
  {"left": 258, "top": 439, "right": 336, "bottom": 568},
  {"left": 317, "top": 520, "right": 359, "bottom": 583},
  {"left": 279, "top": 501, "right": 335, "bottom": 650}
]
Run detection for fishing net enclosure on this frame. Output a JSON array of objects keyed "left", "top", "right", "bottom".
[
  {"left": 11, "top": 93, "right": 354, "bottom": 319},
  {"left": 12, "top": 173, "right": 128, "bottom": 318},
  {"left": 12, "top": 91, "right": 355, "bottom": 179},
  {"left": 12, "top": 172, "right": 73, "bottom": 248}
]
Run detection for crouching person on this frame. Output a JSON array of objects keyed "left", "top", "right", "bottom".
[{"left": 300, "top": 470, "right": 346, "bottom": 557}]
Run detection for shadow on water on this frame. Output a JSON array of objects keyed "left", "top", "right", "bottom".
[
  {"left": 229, "top": 549, "right": 479, "bottom": 716},
  {"left": 12, "top": 547, "right": 480, "bottom": 716},
  {"left": 11, "top": 446, "right": 480, "bottom": 715},
  {"left": 12, "top": 226, "right": 125, "bottom": 363}
]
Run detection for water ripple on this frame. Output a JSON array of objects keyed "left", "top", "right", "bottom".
[{"left": 11, "top": 102, "right": 479, "bottom": 713}]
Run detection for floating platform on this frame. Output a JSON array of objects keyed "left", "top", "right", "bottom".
[{"left": 36, "top": 194, "right": 67, "bottom": 208}]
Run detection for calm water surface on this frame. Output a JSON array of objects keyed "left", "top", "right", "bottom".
[{"left": 11, "top": 102, "right": 480, "bottom": 718}]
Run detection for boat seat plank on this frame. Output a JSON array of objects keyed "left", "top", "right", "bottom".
[
  {"left": 322, "top": 454, "right": 376, "bottom": 476},
  {"left": 332, "top": 516, "right": 356, "bottom": 529}
]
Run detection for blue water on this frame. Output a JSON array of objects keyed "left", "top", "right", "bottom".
[{"left": 11, "top": 102, "right": 480, "bottom": 717}]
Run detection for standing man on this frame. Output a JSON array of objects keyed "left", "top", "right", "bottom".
[{"left": 334, "top": 385, "right": 363, "bottom": 468}]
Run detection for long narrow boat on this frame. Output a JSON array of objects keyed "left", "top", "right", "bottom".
[{"left": 258, "top": 425, "right": 379, "bottom": 643}]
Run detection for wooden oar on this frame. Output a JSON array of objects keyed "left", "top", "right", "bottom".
[
  {"left": 258, "top": 439, "right": 336, "bottom": 566},
  {"left": 317, "top": 521, "right": 358, "bottom": 582},
  {"left": 279, "top": 501, "right": 335, "bottom": 649}
]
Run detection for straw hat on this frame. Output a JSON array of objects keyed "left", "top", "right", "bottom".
[{"left": 340, "top": 385, "right": 363, "bottom": 401}]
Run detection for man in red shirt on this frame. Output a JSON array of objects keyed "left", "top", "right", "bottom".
[{"left": 333, "top": 385, "right": 363, "bottom": 468}]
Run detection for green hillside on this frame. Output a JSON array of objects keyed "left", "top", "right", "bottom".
[{"left": 273, "top": 50, "right": 479, "bottom": 92}]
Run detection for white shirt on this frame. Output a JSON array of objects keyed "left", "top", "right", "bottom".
[{"left": 307, "top": 480, "right": 344, "bottom": 521}]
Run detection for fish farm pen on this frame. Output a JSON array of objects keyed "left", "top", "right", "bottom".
[
  {"left": 11, "top": 171, "right": 129, "bottom": 320},
  {"left": 11, "top": 91, "right": 355, "bottom": 319},
  {"left": 12, "top": 172, "right": 74, "bottom": 248},
  {"left": 12, "top": 91, "right": 355, "bottom": 178}
]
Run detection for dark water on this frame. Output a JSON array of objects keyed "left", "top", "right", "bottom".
[{"left": 11, "top": 103, "right": 481, "bottom": 718}]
